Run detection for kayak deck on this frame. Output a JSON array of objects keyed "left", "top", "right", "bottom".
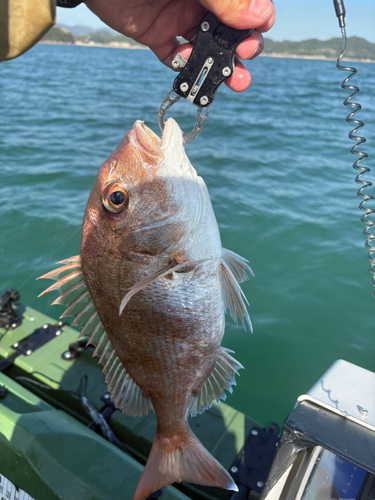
[{"left": 0, "top": 303, "right": 261, "bottom": 500}]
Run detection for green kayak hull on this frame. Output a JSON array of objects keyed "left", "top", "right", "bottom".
[{"left": 0, "top": 304, "right": 261, "bottom": 500}]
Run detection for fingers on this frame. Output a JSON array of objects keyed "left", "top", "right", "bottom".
[
  {"left": 225, "top": 60, "right": 251, "bottom": 92},
  {"left": 166, "top": 27, "right": 262, "bottom": 91},
  {"left": 198, "top": 0, "right": 275, "bottom": 31},
  {"left": 235, "top": 30, "right": 264, "bottom": 60},
  {"left": 159, "top": 0, "right": 273, "bottom": 94},
  {"left": 166, "top": 45, "right": 252, "bottom": 92},
  {"left": 166, "top": 28, "right": 263, "bottom": 67},
  {"left": 163, "top": 43, "right": 192, "bottom": 71}
]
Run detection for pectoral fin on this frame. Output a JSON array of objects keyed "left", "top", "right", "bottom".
[{"left": 119, "top": 259, "right": 205, "bottom": 316}]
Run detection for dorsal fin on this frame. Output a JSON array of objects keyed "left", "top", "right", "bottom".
[
  {"left": 78, "top": 311, "right": 100, "bottom": 339},
  {"left": 189, "top": 347, "right": 243, "bottom": 417},
  {"left": 220, "top": 252, "right": 252, "bottom": 332},
  {"left": 38, "top": 256, "right": 154, "bottom": 417}
]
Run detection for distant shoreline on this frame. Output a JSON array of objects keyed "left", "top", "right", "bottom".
[
  {"left": 260, "top": 52, "right": 375, "bottom": 63},
  {"left": 39, "top": 40, "right": 147, "bottom": 50},
  {"left": 39, "top": 41, "right": 375, "bottom": 63}
]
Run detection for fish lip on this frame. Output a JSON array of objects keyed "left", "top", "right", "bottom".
[
  {"left": 160, "top": 118, "right": 183, "bottom": 152},
  {"left": 133, "top": 120, "right": 161, "bottom": 153},
  {"left": 131, "top": 118, "right": 183, "bottom": 159}
]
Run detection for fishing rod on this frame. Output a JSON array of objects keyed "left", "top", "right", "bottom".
[{"left": 333, "top": 0, "right": 375, "bottom": 298}]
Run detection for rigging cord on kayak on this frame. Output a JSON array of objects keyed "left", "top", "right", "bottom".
[
  {"left": 15, "top": 375, "right": 128, "bottom": 453},
  {"left": 334, "top": 0, "right": 375, "bottom": 297}
]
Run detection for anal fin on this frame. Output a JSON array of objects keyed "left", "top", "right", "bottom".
[{"left": 189, "top": 347, "right": 243, "bottom": 417}]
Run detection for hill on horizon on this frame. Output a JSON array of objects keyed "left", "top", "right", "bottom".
[
  {"left": 42, "top": 26, "right": 143, "bottom": 47},
  {"left": 57, "top": 23, "right": 118, "bottom": 37},
  {"left": 263, "top": 36, "right": 375, "bottom": 61}
]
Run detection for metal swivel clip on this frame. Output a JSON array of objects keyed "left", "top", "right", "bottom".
[{"left": 158, "top": 12, "right": 253, "bottom": 143}]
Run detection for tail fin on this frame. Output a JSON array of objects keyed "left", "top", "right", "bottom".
[{"left": 134, "top": 426, "right": 238, "bottom": 500}]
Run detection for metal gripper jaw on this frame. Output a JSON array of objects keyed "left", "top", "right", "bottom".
[{"left": 158, "top": 12, "right": 253, "bottom": 143}]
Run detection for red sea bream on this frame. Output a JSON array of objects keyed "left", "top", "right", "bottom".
[{"left": 39, "top": 118, "right": 252, "bottom": 500}]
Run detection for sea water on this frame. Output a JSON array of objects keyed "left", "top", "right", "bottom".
[{"left": 1, "top": 44, "right": 375, "bottom": 427}]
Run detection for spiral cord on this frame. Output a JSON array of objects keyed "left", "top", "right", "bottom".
[{"left": 336, "top": 26, "right": 375, "bottom": 297}]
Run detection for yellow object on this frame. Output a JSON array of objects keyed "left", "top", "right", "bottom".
[{"left": 0, "top": 0, "right": 56, "bottom": 61}]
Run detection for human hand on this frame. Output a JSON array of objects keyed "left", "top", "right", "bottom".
[{"left": 86, "top": 0, "right": 275, "bottom": 92}]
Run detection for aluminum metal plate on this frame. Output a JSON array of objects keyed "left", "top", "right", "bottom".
[
  {"left": 297, "top": 359, "right": 375, "bottom": 433},
  {"left": 0, "top": 473, "right": 35, "bottom": 500}
]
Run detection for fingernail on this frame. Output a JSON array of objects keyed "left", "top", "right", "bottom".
[
  {"left": 250, "top": 41, "right": 264, "bottom": 60},
  {"left": 249, "top": 0, "right": 273, "bottom": 17}
]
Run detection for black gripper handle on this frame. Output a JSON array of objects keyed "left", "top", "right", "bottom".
[{"left": 173, "top": 12, "right": 253, "bottom": 107}]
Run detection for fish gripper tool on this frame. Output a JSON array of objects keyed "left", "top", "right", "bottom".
[{"left": 158, "top": 12, "right": 253, "bottom": 143}]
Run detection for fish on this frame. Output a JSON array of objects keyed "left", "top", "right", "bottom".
[{"left": 38, "top": 118, "right": 253, "bottom": 500}]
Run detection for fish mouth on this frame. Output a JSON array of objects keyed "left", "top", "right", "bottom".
[
  {"left": 132, "top": 118, "right": 183, "bottom": 158},
  {"left": 160, "top": 118, "right": 183, "bottom": 153},
  {"left": 132, "top": 121, "right": 161, "bottom": 156}
]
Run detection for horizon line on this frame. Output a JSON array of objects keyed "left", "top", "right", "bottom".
[{"left": 55, "top": 23, "right": 373, "bottom": 45}]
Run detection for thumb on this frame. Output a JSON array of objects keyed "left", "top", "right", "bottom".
[{"left": 199, "top": 0, "right": 275, "bottom": 31}]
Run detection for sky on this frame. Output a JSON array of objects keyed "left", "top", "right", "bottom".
[{"left": 56, "top": 0, "right": 375, "bottom": 43}]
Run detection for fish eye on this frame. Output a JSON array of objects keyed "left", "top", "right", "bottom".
[
  {"left": 110, "top": 191, "right": 125, "bottom": 205},
  {"left": 102, "top": 182, "right": 129, "bottom": 214}
]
